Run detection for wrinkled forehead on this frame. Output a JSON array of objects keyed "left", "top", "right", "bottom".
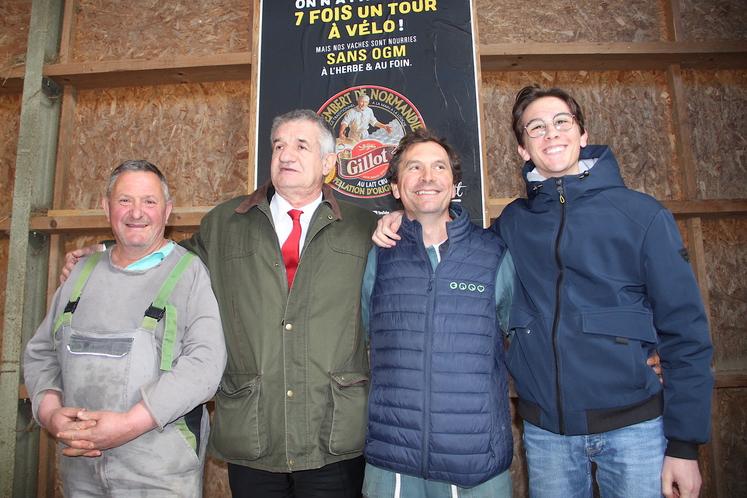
[
  {"left": 109, "top": 171, "right": 165, "bottom": 197},
  {"left": 272, "top": 119, "right": 321, "bottom": 144}
]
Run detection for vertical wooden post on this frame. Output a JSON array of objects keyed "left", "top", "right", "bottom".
[
  {"left": 663, "top": 1, "right": 721, "bottom": 494},
  {"left": 0, "top": 1, "right": 63, "bottom": 496}
]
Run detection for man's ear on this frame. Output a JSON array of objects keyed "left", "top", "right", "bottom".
[
  {"left": 518, "top": 144, "right": 531, "bottom": 162},
  {"left": 580, "top": 129, "right": 588, "bottom": 148},
  {"left": 101, "top": 196, "right": 111, "bottom": 222},
  {"left": 165, "top": 200, "right": 173, "bottom": 221},
  {"left": 322, "top": 152, "right": 336, "bottom": 177}
]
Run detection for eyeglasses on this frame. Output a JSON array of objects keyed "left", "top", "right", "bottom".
[{"left": 523, "top": 113, "right": 576, "bottom": 139}]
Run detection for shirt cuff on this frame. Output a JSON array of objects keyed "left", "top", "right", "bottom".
[{"left": 665, "top": 439, "right": 699, "bottom": 460}]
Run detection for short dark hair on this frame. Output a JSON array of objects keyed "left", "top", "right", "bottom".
[
  {"left": 107, "top": 160, "right": 170, "bottom": 200},
  {"left": 387, "top": 128, "right": 462, "bottom": 185},
  {"left": 270, "top": 109, "right": 335, "bottom": 155},
  {"left": 512, "top": 85, "right": 586, "bottom": 146}
]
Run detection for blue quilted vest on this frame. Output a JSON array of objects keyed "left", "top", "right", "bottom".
[{"left": 365, "top": 205, "right": 513, "bottom": 487}]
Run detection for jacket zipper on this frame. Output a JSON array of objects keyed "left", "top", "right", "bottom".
[
  {"left": 552, "top": 178, "right": 566, "bottom": 434},
  {"left": 422, "top": 239, "right": 436, "bottom": 478}
]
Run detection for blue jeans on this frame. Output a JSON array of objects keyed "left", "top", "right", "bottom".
[{"left": 523, "top": 417, "right": 665, "bottom": 498}]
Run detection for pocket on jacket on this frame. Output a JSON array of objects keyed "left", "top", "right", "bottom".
[
  {"left": 580, "top": 308, "right": 657, "bottom": 344},
  {"left": 506, "top": 308, "right": 554, "bottom": 408},
  {"left": 322, "top": 372, "right": 368, "bottom": 455},
  {"left": 579, "top": 308, "right": 658, "bottom": 397},
  {"left": 211, "top": 374, "right": 267, "bottom": 460}
]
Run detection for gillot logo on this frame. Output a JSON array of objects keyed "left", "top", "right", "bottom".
[{"left": 318, "top": 85, "right": 424, "bottom": 199}]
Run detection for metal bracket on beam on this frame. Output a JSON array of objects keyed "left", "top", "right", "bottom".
[{"left": 41, "top": 77, "right": 62, "bottom": 99}]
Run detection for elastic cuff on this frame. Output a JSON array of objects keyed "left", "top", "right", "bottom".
[{"left": 665, "top": 439, "right": 699, "bottom": 460}]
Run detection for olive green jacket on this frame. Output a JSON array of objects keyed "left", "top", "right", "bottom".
[{"left": 182, "top": 182, "right": 376, "bottom": 472}]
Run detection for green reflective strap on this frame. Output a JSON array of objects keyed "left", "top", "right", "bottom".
[
  {"left": 159, "top": 303, "right": 177, "bottom": 371},
  {"left": 138, "top": 252, "right": 195, "bottom": 370},
  {"left": 52, "top": 251, "right": 104, "bottom": 338},
  {"left": 175, "top": 417, "right": 197, "bottom": 452}
]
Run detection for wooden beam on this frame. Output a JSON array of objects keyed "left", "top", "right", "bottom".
[
  {"left": 0, "top": 199, "right": 745, "bottom": 235},
  {"left": 480, "top": 41, "right": 747, "bottom": 71},
  {"left": 45, "top": 52, "right": 252, "bottom": 89},
  {"left": 485, "top": 198, "right": 747, "bottom": 220},
  {"left": 714, "top": 372, "right": 747, "bottom": 389},
  {"left": 1, "top": 1, "right": 63, "bottom": 496},
  {"left": 0, "top": 66, "right": 26, "bottom": 94},
  {"left": 6, "top": 40, "right": 746, "bottom": 94}
]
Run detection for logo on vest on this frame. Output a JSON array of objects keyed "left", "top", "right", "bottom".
[{"left": 449, "top": 281, "right": 486, "bottom": 293}]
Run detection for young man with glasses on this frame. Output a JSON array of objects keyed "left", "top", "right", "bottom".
[
  {"left": 496, "top": 85, "right": 713, "bottom": 498},
  {"left": 373, "top": 85, "right": 713, "bottom": 498}
]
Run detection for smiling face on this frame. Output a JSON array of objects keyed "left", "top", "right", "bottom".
[
  {"left": 102, "top": 170, "right": 172, "bottom": 259},
  {"left": 518, "top": 96, "right": 588, "bottom": 178},
  {"left": 270, "top": 119, "right": 335, "bottom": 205},
  {"left": 391, "top": 141, "right": 456, "bottom": 222}
]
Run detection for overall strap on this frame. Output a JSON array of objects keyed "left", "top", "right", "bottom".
[
  {"left": 140, "top": 252, "right": 196, "bottom": 371},
  {"left": 52, "top": 251, "right": 104, "bottom": 337}
]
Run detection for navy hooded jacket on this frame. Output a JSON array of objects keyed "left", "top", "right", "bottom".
[{"left": 493, "top": 145, "right": 713, "bottom": 459}]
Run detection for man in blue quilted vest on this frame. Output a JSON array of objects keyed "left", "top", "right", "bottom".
[{"left": 361, "top": 129, "right": 514, "bottom": 498}]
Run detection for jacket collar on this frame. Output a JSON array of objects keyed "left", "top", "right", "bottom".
[
  {"left": 399, "top": 202, "right": 472, "bottom": 245},
  {"left": 523, "top": 145, "right": 626, "bottom": 203},
  {"left": 234, "top": 181, "right": 343, "bottom": 220}
]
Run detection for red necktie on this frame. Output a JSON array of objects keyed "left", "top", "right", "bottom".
[{"left": 281, "top": 209, "right": 303, "bottom": 288}]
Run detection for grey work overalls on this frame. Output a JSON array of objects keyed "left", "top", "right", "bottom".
[{"left": 52, "top": 252, "right": 207, "bottom": 497}]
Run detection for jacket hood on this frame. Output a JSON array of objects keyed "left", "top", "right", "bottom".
[{"left": 522, "top": 145, "right": 626, "bottom": 204}]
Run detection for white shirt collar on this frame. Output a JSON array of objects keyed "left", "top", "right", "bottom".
[{"left": 270, "top": 192, "right": 323, "bottom": 252}]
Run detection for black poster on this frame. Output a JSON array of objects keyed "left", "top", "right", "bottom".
[{"left": 255, "top": 0, "right": 484, "bottom": 222}]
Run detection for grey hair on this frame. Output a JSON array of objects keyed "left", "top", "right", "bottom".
[
  {"left": 270, "top": 109, "right": 335, "bottom": 156},
  {"left": 106, "top": 160, "right": 170, "bottom": 201}
]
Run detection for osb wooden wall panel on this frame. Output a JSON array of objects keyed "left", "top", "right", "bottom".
[
  {"left": 702, "top": 217, "right": 747, "bottom": 372},
  {"left": 481, "top": 71, "right": 678, "bottom": 200},
  {"left": 70, "top": 0, "right": 251, "bottom": 62},
  {"left": 715, "top": 387, "right": 747, "bottom": 497},
  {"left": 475, "top": 0, "right": 664, "bottom": 43},
  {"left": 683, "top": 70, "right": 747, "bottom": 200},
  {"left": 204, "top": 457, "right": 230, "bottom": 498},
  {"left": 62, "top": 80, "right": 250, "bottom": 209},
  {"left": 0, "top": 0, "right": 30, "bottom": 78},
  {"left": 0, "top": 94, "right": 21, "bottom": 218},
  {"left": 679, "top": 0, "right": 747, "bottom": 42}
]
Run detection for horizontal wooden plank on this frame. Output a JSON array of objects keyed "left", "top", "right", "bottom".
[
  {"left": 3, "top": 41, "right": 745, "bottom": 93},
  {"left": 714, "top": 372, "right": 747, "bottom": 389},
  {"left": 0, "top": 207, "right": 211, "bottom": 233},
  {"left": 480, "top": 41, "right": 747, "bottom": 72},
  {"left": 45, "top": 51, "right": 252, "bottom": 89},
  {"left": 487, "top": 198, "right": 747, "bottom": 220},
  {"left": 0, "top": 65, "right": 25, "bottom": 94},
  {"left": 2, "top": 199, "right": 745, "bottom": 234}
]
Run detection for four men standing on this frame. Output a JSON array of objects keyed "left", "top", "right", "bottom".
[{"left": 38, "top": 87, "right": 713, "bottom": 497}]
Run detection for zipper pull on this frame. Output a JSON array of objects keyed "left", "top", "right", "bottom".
[{"left": 555, "top": 178, "right": 566, "bottom": 204}]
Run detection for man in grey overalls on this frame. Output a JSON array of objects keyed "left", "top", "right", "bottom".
[{"left": 24, "top": 160, "right": 227, "bottom": 497}]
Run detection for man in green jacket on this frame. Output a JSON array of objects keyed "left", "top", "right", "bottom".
[
  {"left": 183, "top": 109, "right": 376, "bottom": 497},
  {"left": 63, "top": 110, "right": 377, "bottom": 497}
]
